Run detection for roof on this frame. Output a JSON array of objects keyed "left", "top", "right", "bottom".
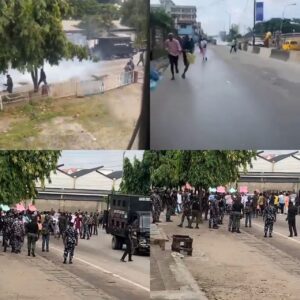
[
  {"left": 57, "top": 166, "right": 104, "bottom": 178},
  {"left": 112, "top": 20, "right": 135, "bottom": 31},
  {"left": 62, "top": 20, "right": 83, "bottom": 33},
  {"left": 98, "top": 170, "right": 123, "bottom": 180},
  {"left": 258, "top": 151, "right": 299, "bottom": 163}
]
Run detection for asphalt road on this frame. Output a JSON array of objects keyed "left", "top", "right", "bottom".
[
  {"left": 35, "top": 228, "right": 150, "bottom": 300},
  {"left": 151, "top": 45, "right": 300, "bottom": 149}
]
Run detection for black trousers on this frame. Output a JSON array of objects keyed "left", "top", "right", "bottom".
[
  {"left": 182, "top": 51, "right": 190, "bottom": 75},
  {"left": 288, "top": 219, "right": 297, "bottom": 236},
  {"left": 121, "top": 240, "right": 132, "bottom": 261},
  {"left": 168, "top": 55, "right": 179, "bottom": 76}
]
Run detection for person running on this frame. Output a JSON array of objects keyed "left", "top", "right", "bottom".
[
  {"left": 230, "top": 38, "right": 237, "bottom": 53},
  {"left": 38, "top": 68, "right": 47, "bottom": 88},
  {"left": 165, "top": 33, "right": 182, "bottom": 80},
  {"left": 286, "top": 201, "right": 298, "bottom": 237},
  {"left": 200, "top": 38, "right": 208, "bottom": 61},
  {"left": 181, "top": 35, "right": 195, "bottom": 79}
]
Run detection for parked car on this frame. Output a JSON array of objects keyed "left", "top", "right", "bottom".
[
  {"left": 282, "top": 40, "right": 300, "bottom": 51},
  {"left": 248, "top": 38, "right": 264, "bottom": 46}
]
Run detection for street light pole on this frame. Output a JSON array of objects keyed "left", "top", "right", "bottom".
[
  {"left": 253, "top": 0, "right": 256, "bottom": 46},
  {"left": 280, "top": 3, "right": 297, "bottom": 34}
]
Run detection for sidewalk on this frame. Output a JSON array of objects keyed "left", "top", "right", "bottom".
[
  {"left": 0, "top": 250, "right": 114, "bottom": 300},
  {"left": 153, "top": 213, "right": 300, "bottom": 300}
]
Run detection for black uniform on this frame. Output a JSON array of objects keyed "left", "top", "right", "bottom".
[
  {"left": 287, "top": 203, "right": 298, "bottom": 237},
  {"left": 121, "top": 226, "right": 133, "bottom": 262}
]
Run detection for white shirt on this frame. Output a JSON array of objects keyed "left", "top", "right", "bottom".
[
  {"left": 177, "top": 193, "right": 182, "bottom": 204},
  {"left": 200, "top": 40, "right": 207, "bottom": 48}
]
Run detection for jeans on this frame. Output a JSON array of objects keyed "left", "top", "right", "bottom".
[
  {"left": 42, "top": 234, "right": 50, "bottom": 251},
  {"left": 245, "top": 213, "right": 252, "bottom": 227}
]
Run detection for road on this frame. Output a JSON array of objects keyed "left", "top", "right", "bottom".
[
  {"left": 35, "top": 228, "right": 150, "bottom": 300},
  {"left": 151, "top": 45, "right": 300, "bottom": 149}
]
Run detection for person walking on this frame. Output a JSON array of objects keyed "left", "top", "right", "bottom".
[
  {"left": 189, "top": 193, "right": 202, "bottom": 228},
  {"left": 244, "top": 198, "right": 252, "bottom": 228},
  {"left": 230, "top": 38, "right": 237, "bottom": 53},
  {"left": 26, "top": 216, "right": 39, "bottom": 257},
  {"left": 137, "top": 51, "right": 144, "bottom": 67},
  {"left": 63, "top": 221, "right": 78, "bottom": 264},
  {"left": 231, "top": 197, "right": 244, "bottom": 233},
  {"left": 93, "top": 212, "right": 99, "bottom": 235},
  {"left": 165, "top": 33, "right": 182, "bottom": 80},
  {"left": 38, "top": 68, "right": 47, "bottom": 88},
  {"left": 151, "top": 189, "right": 162, "bottom": 224},
  {"left": 200, "top": 38, "right": 208, "bottom": 61},
  {"left": 4, "top": 74, "right": 13, "bottom": 93},
  {"left": 286, "top": 201, "right": 298, "bottom": 237},
  {"left": 279, "top": 192, "right": 285, "bottom": 214},
  {"left": 41, "top": 215, "right": 51, "bottom": 252},
  {"left": 178, "top": 190, "right": 191, "bottom": 228},
  {"left": 11, "top": 214, "right": 25, "bottom": 254},
  {"left": 181, "top": 35, "right": 195, "bottom": 79},
  {"left": 120, "top": 225, "right": 134, "bottom": 262},
  {"left": 263, "top": 202, "right": 276, "bottom": 238}
]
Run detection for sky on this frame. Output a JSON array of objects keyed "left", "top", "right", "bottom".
[
  {"left": 151, "top": 0, "right": 300, "bottom": 35},
  {"left": 58, "top": 151, "right": 144, "bottom": 170}
]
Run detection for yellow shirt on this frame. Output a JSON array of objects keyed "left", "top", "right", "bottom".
[{"left": 274, "top": 196, "right": 279, "bottom": 206}]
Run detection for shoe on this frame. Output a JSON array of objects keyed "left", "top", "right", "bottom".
[
  {"left": 69, "top": 260, "right": 73, "bottom": 264},
  {"left": 195, "top": 226, "right": 199, "bottom": 229},
  {"left": 129, "top": 259, "right": 133, "bottom": 262},
  {"left": 249, "top": 226, "right": 252, "bottom": 228},
  {"left": 182, "top": 74, "right": 185, "bottom": 79},
  {"left": 295, "top": 234, "right": 298, "bottom": 237},
  {"left": 245, "top": 225, "right": 248, "bottom": 227},
  {"left": 269, "top": 235, "right": 272, "bottom": 238},
  {"left": 46, "top": 249, "right": 49, "bottom": 252},
  {"left": 264, "top": 234, "right": 267, "bottom": 238},
  {"left": 63, "top": 259, "right": 67, "bottom": 264},
  {"left": 176, "top": 69, "right": 179, "bottom": 74},
  {"left": 289, "top": 235, "right": 293, "bottom": 237},
  {"left": 28, "top": 250, "right": 30, "bottom": 256},
  {"left": 171, "top": 77, "right": 175, "bottom": 80},
  {"left": 236, "top": 230, "right": 241, "bottom": 233},
  {"left": 120, "top": 259, "right": 126, "bottom": 262},
  {"left": 32, "top": 252, "right": 36, "bottom": 257},
  {"left": 177, "top": 224, "right": 183, "bottom": 227},
  {"left": 42, "top": 249, "right": 45, "bottom": 252}
]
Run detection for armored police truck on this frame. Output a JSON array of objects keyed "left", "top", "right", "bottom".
[
  {"left": 91, "top": 37, "right": 134, "bottom": 60},
  {"left": 106, "top": 194, "right": 150, "bottom": 254}
]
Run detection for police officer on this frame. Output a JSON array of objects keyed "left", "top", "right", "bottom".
[
  {"left": 263, "top": 202, "right": 277, "bottom": 238},
  {"left": 189, "top": 192, "right": 202, "bottom": 228},
  {"left": 171, "top": 189, "right": 177, "bottom": 215},
  {"left": 151, "top": 188, "right": 162, "bottom": 223},
  {"left": 4, "top": 74, "right": 13, "bottom": 93},
  {"left": 244, "top": 197, "right": 253, "bottom": 228},
  {"left": 178, "top": 189, "right": 191, "bottom": 228},
  {"left": 2, "top": 211, "right": 13, "bottom": 252},
  {"left": 231, "top": 196, "right": 244, "bottom": 233},
  {"left": 208, "top": 201, "right": 219, "bottom": 229},
  {"left": 165, "top": 189, "right": 173, "bottom": 222},
  {"left": 63, "top": 221, "right": 78, "bottom": 264},
  {"left": 11, "top": 214, "right": 25, "bottom": 254},
  {"left": 286, "top": 201, "right": 298, "bottom": 237},
  {"left": 120, "top": 224, "right": 134, "bottom": 262}
]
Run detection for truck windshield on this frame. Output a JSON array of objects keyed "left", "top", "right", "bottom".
[{"left": 139, "top": 214, "right": 151, "bottom": 229}]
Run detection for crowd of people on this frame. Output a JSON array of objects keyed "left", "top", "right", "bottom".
[
  {"left": 151, "top": 189, "right": 299, "bottom": 238},
  {"left": 0, "top": 209, "right": 107, "bottom": 264}
]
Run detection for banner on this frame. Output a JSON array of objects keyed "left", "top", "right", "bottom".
[{"left": 256, "top": 2, "right": 264, "bottom": 22}]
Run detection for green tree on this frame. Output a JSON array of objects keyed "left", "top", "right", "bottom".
[
  {"left": 0, "top": 151, "right": 61, "bottom": 205},
  {"left": 0, "top": 0, "right": 88, "bottom": 92},
  {"left": 120, "top": 156, "right": 150, "bottom": 195},
  {"left": 120, "top": 0, "right": 148, "bottom": 46}
]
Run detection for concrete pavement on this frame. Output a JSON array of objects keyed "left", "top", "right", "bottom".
[
  {"left": 151, "top": 45, "right": 300, "bottom": 149},
  {"left": 0, "top": 228, "right": 149, "bottom": 300}
]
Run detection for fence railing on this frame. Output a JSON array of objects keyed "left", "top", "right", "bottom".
[{"left": 0, "top": 71, "right": 139, "bottom": 110}]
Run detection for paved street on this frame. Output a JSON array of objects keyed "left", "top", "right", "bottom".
[
  {"left": 0, "top": 229, "right": 149, "bottom": 300},
  {"left": 151, "top": 45, "right": 300, "bottom": 149},
  {"left": 151, "top": 212, "right": 300, "bottom": 300}
]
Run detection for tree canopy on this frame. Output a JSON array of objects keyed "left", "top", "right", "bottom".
[
  {"left": 254, "top": 18, "right": 300, "bottom": 35},
  {"left": 0, "top": 151, "right": 61, "bottom": 205},
  {"left": 120, "top": 151, "right": 257, "bottom": 195},
  {"left": 0, "top": 0, "right": 88, "bottom": 91}
]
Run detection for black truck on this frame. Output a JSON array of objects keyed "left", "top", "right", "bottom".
[
  {"left": 91, "top": 36, "right": 135, "bottom": 60},
  {"left": 106, "top": 194, "right": 150, "bottom": 254}
]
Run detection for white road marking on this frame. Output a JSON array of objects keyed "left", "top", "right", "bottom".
[
  {"left": 251, "top": 222, "right": 300, "bottom": 245},
  {"left": 50, "top": 245, "right": 150, "bottom": 292}
]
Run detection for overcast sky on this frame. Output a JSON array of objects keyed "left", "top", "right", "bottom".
[
  {"left": 151, "top": 0, "right": 300, "bottom": 35},
  {"left": 58, "top": 151, "right": 144, "bottom": 170}
]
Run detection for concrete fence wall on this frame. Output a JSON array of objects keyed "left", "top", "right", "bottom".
[{"left": 0, "top": 71, "right": 138, "bottom": 111}]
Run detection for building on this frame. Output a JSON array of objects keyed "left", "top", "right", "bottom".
[
  {"left": 62, "top": 20, "right": 88, "bottom": 47},
  {"left": 151, "top": 0, "right": 200, "bottom": 40},
  {"left": 237, "top": 151, "right": 300, "bottom": 192}
]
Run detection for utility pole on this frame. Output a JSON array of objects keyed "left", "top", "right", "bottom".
[{"left": 253, "top": 0, "right": 256, "bottom": 45}]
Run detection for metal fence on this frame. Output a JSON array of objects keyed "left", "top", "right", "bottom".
[{"left": 0, "top": 71, "right": 138, "bottom": 110}]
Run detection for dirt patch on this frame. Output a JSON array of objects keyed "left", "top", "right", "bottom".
[{"left": 0, "top": 84, "right": 142, "bottom": 149}]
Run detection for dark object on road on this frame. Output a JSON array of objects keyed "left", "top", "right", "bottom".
[
  {"left": 4, "top": 74, "right": 13, "bottom": 93},
  {"left": 106, "top": 194, "right": 150, "bottom": 254},
  {"left": 91, "top": 37, "right": 134, "bottom": 60},
  {"left": 172, "top": 235, "right": 193, "bottom": 256}
]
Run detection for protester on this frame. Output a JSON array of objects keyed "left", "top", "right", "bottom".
[
  {"left": 165, "top": 33, "right": 182, "bottom": 80},
  {"left": 4, "top": 74, "right": 13, "bottom": 93},
  {"left": 181, "top": 35, "right": 195, "bottom": 79}
]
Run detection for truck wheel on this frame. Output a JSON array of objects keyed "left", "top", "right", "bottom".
[{"left": 112, "top": 236, "right": 120, "bottom": 250}]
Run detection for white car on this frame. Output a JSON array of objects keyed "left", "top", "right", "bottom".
[{"left": 248, "top": 38, "right": 264, "bottom": 46}]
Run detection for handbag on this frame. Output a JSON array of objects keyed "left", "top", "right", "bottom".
[{"left": 186, "top": 52, "right": 196, "bottom": 64}]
